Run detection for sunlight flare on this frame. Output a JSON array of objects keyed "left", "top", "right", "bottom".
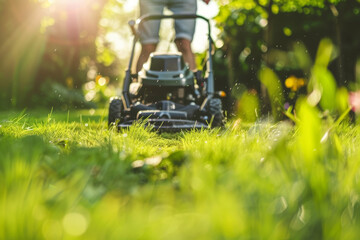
[{"left": 123, "top": 0, "right": 138, "bottom": 13}]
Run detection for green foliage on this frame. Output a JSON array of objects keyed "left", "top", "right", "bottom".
[
  {"left": 311, "top": 66, "right": 337, "bottom": 111},
  {"left": 0, "top": 0, "right": 111, "bottom": 109},
  {"left": 95, "top": 0, "right": 136, "bottom": 78},
  {"left": 303, "top": 39, "right": 345, "bottom": 114},
  {"left": 336, "top": 87, "right": 350, "bottom": 114},
  {"left": 214, "top": 0, "right": 360, "bottom": 116},
  {"left": 217, "top": 0, "right": 343, "bottom": 13},
  {"left": 236, "top": 91, "right": 260, "bottom": 122},
  {"left": 0, "top": 0, "right": 48, "bottom": 108},
  {"left": 232, "top": 36, "right": 352, "bottom": 122},
  {"left": 259, "top": 67, "right": 285, "bottom": 119},
  {"left": 38, "top": 81, "right": 96, "bottom": 109}
]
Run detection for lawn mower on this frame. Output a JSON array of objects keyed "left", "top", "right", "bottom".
[{"left": 108, "top": 14, "right": 224, "bottom": 132}]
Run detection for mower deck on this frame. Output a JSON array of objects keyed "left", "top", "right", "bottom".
[{"left": 118, "top": 119, "right": 209, "bottom": 132}]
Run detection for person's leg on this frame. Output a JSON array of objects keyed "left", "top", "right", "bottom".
[
  {"left": 175, "top": 38, "right": 196, "bottom": 71},
  {"left": 137, "top": 0, "right": 164, "bottom": 73},
  {"left": 169, "top": 0, "right": 197, "bottom": 70},
  {"left": 136, "top": 43, "right": 157, "bottom": 72}
]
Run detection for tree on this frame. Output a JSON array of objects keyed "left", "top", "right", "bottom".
[
  {"left": 214, "top": 0, "right": 360, "bottom": 114},
  {"left": 0, "top": 0, "right": 109, "bottom": 109},
  {"left": 0, "top": 0, "right": 47, "bottom": 108}
]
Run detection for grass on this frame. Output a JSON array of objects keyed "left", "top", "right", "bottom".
[{"left": 1, "top": 107, "right": 360, "bottom": 239}]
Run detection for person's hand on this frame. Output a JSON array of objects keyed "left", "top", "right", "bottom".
[{"left": 202, "top": 0, "right": 210, "bottom": 4}]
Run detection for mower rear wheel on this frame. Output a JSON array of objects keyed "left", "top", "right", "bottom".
[
  {"left": 207, "top": 98, "right": 224, "bottom": 127},
  {"left": 108, "top": 98, "right": 123, "bottom": 127}
]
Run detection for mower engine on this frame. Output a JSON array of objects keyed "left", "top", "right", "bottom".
[{"left": 135, "top": 53, "right": 199, "bottom": 104}]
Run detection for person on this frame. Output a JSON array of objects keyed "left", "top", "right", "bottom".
[{"left": 136, "top": 0, "right": 210, "bottom": 73}]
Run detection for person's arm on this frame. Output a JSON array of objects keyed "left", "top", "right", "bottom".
[{"left": 202, "top": 0, "right": 210, "bottom": 4}]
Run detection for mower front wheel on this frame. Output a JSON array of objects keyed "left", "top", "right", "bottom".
[
  {"left": 206, "top": 98, "right": 224, "bottom": 127},
  {"left": 108, "top": 98, "right": 123, "bottom": 127}
]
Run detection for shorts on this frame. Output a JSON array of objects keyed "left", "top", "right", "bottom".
[{"left": 139, "top": 0, "right": 197, "bottom": 44}]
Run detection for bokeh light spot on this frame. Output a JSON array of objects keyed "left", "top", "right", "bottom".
[
  {"left": 62, "top": 212, "right": 88, "bottom": 236},
  {"left": 98, "top": 77, "right": 107, "bottom": 86},
  {"left": 283, "top": 27, "right": 292, "bottom": 36}
]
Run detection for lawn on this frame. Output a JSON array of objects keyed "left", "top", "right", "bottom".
[{"left": 1, "top": 108, "right": 360, "bottom": 239}]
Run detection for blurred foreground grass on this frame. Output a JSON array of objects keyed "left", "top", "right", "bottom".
[{"left": 1, "top": 109, "right": 360, "bottom": 239}]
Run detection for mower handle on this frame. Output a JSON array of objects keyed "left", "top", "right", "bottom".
[
  {"left": 122, "top": 14, "right": 215, "bottom": 110},
  {"left": 137, "top": 13, "right": 210, "bottom": 22},
  {"left": 131, "top": 14, "right": 212, "bottom": 37},
  {"left": 136, "top": 13, "right": 211, "bottom": 35},
  {"left": 136, "top": 14, "right": 215, "bottom": 96}
]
